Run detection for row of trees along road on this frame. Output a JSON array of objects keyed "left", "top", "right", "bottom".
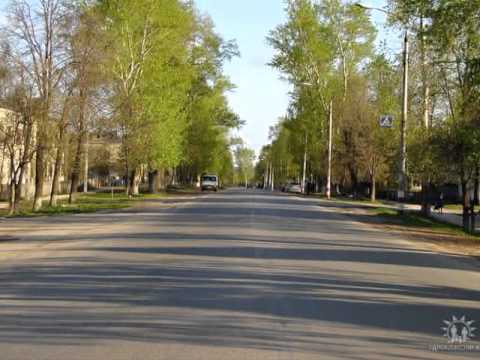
[
  {"left": 256, "top": 0, "right": 480, "bottom": 232},
  {"left": 0, "top": 0, "right": 244, "bottom": 215}
]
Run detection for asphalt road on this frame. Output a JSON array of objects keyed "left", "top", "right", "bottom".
[{"left": 0, "top": 189, "right": 479, "bottom": 359}]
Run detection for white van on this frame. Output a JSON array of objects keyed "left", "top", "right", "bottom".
[{"left": 201, "top": 174, "right": 219, "bottom": 192}]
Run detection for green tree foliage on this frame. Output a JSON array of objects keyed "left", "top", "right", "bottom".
[
  {"left": 99, "top": 0, "right": 197, "bottom": 194},
  {"left": 265, "top": 0, "right": 380, "bottom": 195},
  {"left": 262, "top": 0, "right": 480, "bottom": 233},
  {"left": 97, "top": 0, "right": 241, "bottom": 192},
  {"left": 0, "top": 0, "right": 242, "bottom": 209},
  {"left": 179, "top": 15, "right": 241, "bottom": 185},
  {"left": 389, "top": 0, "right": 480, "bottom": 230}
]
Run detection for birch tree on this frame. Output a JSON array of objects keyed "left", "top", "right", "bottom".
[{"left": 5, "top": 0, "right": 72, "bottom": 210}]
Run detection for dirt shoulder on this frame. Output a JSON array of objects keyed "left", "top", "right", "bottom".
[{"left": 323, "top": 199, "right": 480, "bottom": 260}]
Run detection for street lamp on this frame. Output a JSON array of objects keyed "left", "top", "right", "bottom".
[
  {"left": 300, "top": 82, "right": 333, "bottom": 199},
  {"left": 355, "top": 3, "right": 409, "bottom": 207}
]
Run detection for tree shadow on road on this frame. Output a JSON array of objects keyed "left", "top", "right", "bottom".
[
  {"left": 1, "top": 247, "right": 479, "bottom": 354},
  {"left": 1, "top": 191, "right": 479, "bottom": 358}
]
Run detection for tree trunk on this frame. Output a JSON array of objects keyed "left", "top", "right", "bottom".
[
  {"left": 33, "top": 101, "right": 50, "bottom": 211},
  {"left": 128, "top": 171, "right": 133, "bottom": 196},
  {"left": 69, "top": 131, "right": 84, "bottom": 204},
  {"left": 148, "top": 170, "right": 158, "bottom": 194},
  {"left": 370, "top": 171, "right": 376, "bottom": 202},
  {"left": 158, "top": 169, "right": 166, "bottom": 191},
  {"left": 8, "top": 181, "right": 16, "bottom": 216},
  {"left": 128, "top": 169, "right": 135, "bottom": 196},
  {"left": 474, "top": 165, "right": 479, "bottom": 206},
  {"left": 470, "top": 202, "right": 476, "bottom": 234},
  {"left": 14, "top": 154, "right": 29, "bottom": 214},
  {"left": 128, "top": 168, "right": 140, "bottom": 196},
  {"left": 124, "top": 162, "right": 130, "bottom": 196},
  {"left": 421, "top": 181, "right": 431, "bottom": 216},
  {"left": 461, "top": 179, "right": 470, "bottom": 232},
  {"left": 70, "top": 89, "right": 88, "bottom": 203},
  {"left": 12, "top": 119, "right": 33, "bottom": 213},
  {"left": 14, "top": 167, "right": 25, "bottom": 214},
  {"left": 133, "top": 170, "right": 140, "bottom": 195},
  {"left": 32, "top": 144, "right": 45, "bottom": 211},
  {"left": 8, "top": 156, "right": 16, "bottom": 215},
  {"left": 50, "top": 92, "right": 71, "bottom": 206},
  {"left": 171, "top": 167, "right": 177, "bottom": 185},
  {"left": 348, "top": 165, "right": 358, "bottom": 198},
  {"left": 50, "top": 145, "right": 63, "bottom": 207},
  {"left": 0, "top": 142, "right": 6, "bottom": 197}
]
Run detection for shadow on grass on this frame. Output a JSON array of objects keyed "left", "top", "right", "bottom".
[
  {"left": 372, "top": 208, "right": 478, "bottom": 237},
  {"left": 0, "top": 191, "right": 186, "bottom": 218}
]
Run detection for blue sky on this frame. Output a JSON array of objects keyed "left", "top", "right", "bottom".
[
  {"left": 0, "top": 0, "right": 397, "bottom": 155},
  {"left": 195, "top": 0, "right": 292, "bottom": 155}
]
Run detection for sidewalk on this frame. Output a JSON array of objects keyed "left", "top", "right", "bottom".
[{"left": 429, "top": 211, "right": 480, "bottom": 232}]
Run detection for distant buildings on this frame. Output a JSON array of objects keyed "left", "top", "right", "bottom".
[
  {"left": 1, "top": 108, "right": 123, "bottom": 201},
  {"left": 0, "top": 108, "right": 36, "bottom": 200}
]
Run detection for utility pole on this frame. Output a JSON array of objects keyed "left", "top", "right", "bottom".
[
  {"left": 421, "top": 15, "right": 431, "bottom": 215},
  {"left": 264, "top": 162, "right": 269, "bottom": 189},
  {"left": 354, "top": 3, "right": 410, "bottom": 210},
  {"left": 421, "top": 16, "right": 430, "bottom": 129},
  {"left": 302, "top": 132, "right": 307, "bottom": 193},
  {"left": 326, "top": 100, "right": 333, "bottom": 199},
  {"left": 268, "top": 163, "right": 271, "bottom": 190},
  {"left": 270, "top": 164, "right": 274, "bottom": 191},
  {"left": 399, "top": 30, "right": 409, "bottom": 209}
]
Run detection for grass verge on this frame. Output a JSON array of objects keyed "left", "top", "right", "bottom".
[
  {"left": 443, "top": 203, "right": 464, "bottom": 212},
  {"left": 0, "top": 192, "right": 170, "bottom": 218},
  {"left": 370, "top": 206, "right": 479, "bottom": 240}
]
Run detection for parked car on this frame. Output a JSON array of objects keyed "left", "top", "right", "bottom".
[
  {"left": 286, "top": 183, "right": 302, "bottom": 194},
  {"left": 201, "top": 174, "right": 219, "bottom": 192}
]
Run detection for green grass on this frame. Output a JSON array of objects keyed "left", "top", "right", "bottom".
[
  {"left": 0, "top": 192, "right": 170, "bottom": 218},
  {"left": 370, "top": 206, "right": 479, "bottom": 238},
  {"left": 165, "top": 185, "right": 201, "bottom": 195},
  {"left": 323, "top": 196, "right": 391, "bottom": 208},
  {"left": 443, "top": 204, "right": 464, "bottom": 212},
  {"left": 372, "top": 207, "right": 398, "bottom": 217}
]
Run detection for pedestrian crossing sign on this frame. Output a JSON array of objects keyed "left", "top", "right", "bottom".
[{"left": 380, "top": 115, "right": 394, "bottom": 128}]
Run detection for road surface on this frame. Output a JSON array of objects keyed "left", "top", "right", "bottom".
[{"left": 0, "top": 189, "right": 479, "bottom": 359}]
